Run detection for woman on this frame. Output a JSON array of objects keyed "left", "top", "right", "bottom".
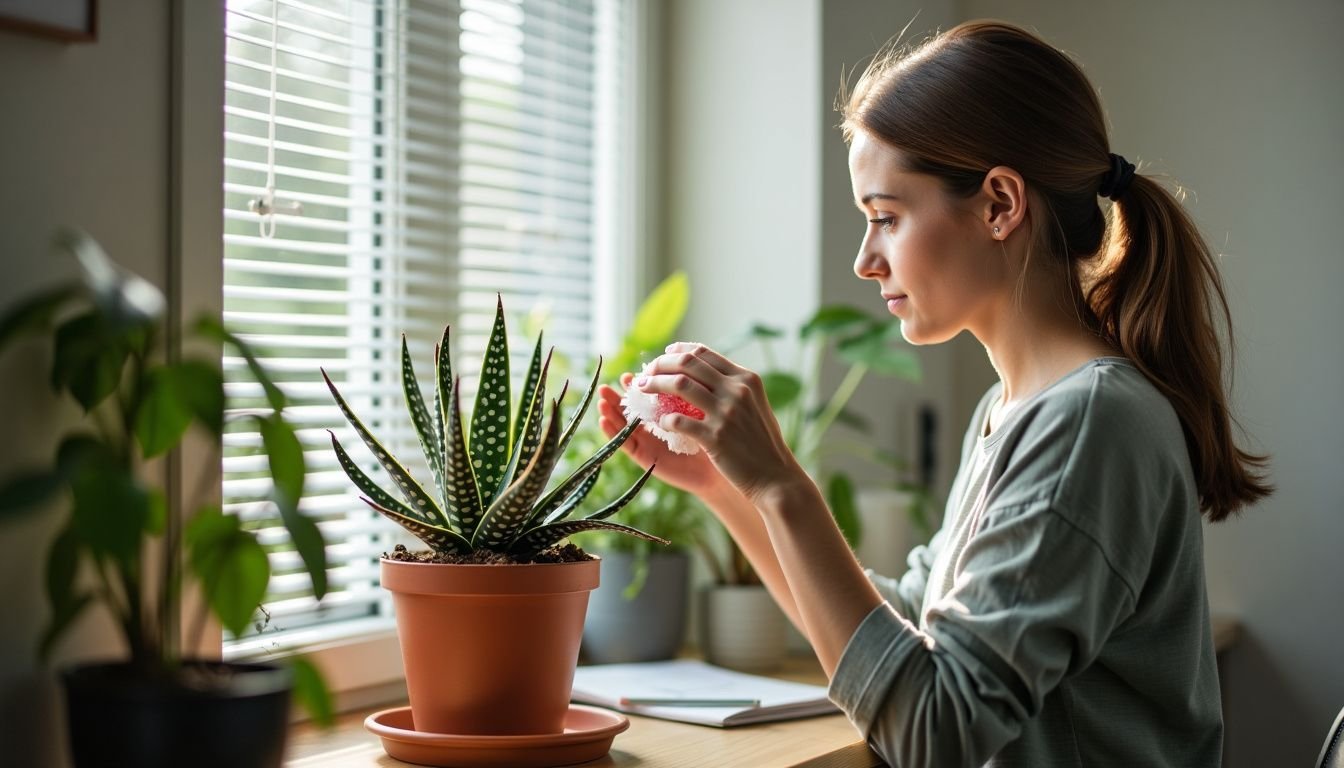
[{"left": 597, "top": 20, "right": 1270, "bottom": 768}]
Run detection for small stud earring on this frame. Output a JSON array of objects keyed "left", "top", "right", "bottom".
[{"left": 993, "top": 226, "right": 1002, "bottom": 238}]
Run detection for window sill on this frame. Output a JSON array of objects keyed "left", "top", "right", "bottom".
[{"left": 225, "top": 618, "right": 407, "bottom": 713}]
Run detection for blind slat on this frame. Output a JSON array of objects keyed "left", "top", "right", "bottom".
[{"left": 224, "top": 0, "right": 618, "bottom": 646}]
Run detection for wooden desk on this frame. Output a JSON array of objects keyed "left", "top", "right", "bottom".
[
  {"left": 287, "top": 618, "right": 1239, "bottom": 768},
  {"left": 287, "top": 654, "right": 879, "bottom": 768}
]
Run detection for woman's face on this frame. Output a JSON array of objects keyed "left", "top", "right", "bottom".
[{"left": 848, "top": 131, "right": 1009, "bottom": 345}]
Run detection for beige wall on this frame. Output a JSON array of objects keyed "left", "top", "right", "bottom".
[
  {"left": 0, "top": 1, "right": 204, "bottom": 764},
  {"left": 662, "top": 0, "right": 822, "bottom": 349}
]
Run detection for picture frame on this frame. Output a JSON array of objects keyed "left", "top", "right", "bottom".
[{"left": 0, "top": 0, "right": 97, "bottom": 43}]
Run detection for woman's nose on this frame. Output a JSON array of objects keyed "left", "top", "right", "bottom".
[{"left": 853, "top": 236, "right": 888, "bottom": 280}]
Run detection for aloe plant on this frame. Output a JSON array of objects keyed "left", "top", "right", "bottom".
[{"left": 322, "top": 297, "right": 669, "bottom": 559}]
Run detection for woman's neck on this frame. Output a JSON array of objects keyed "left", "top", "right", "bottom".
[{"left": 974, "top": 281, "right": 1118, "bottom": 422}]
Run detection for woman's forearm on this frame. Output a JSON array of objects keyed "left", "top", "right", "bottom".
[
  {"left": 700, "top": 481, "right": 807, "bottom": 638},
  {"left": 753, "top": 477, "right": 884, "bottom": 677}
]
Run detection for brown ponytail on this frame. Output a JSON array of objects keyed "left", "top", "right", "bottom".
[
  {"left": 840, "top": 20, "right": 1271, "bottom": 520},
  {"left": 1089, "top": 175, "right": 1271, "bottom": 520}
]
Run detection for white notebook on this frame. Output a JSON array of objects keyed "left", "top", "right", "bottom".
[{"left": 570, "top": 659, "right": 839, "bottom": 727}]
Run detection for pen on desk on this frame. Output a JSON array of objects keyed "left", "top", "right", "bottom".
[{"left": 619, "top": 697, "right": 761, "bottom": 708}]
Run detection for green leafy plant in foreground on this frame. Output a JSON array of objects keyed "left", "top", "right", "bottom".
[
  {"left": 323, "top": 296, "right": 669, "bottom": 558},
  {"left": 0, "top": 230, "right": 331, "bottom": 723}
]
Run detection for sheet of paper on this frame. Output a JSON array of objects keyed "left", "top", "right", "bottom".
[{"left": 571, "top": 659, "right": 838, "bottom": 727}]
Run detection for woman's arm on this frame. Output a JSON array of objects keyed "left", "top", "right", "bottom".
[
  {"left": 626, "top": 345, "right": 886, "bottom": 675},
  {"left": 597, "top": 378, "right": 807, "bottom": 634}
]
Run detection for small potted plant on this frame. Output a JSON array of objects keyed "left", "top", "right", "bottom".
[
  {"left": 567, "top": 272, "right": 706, "bottom": 664},
  {"left": 696, "top": 306, "right": 927, "bottom": 670},
  {"left": 0, "top": 231, "right": 332, "bottom": 768},
  {"left": 322, "top": 296, "right": 668, "bottom": 738}
]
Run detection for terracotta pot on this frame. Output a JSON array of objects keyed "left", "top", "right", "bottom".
[
  {"left": 382, "top": 556, "right": 600, "bottom": 736},
  {"left": 62, "top": 660, "right": 291, "bottom": 768}
]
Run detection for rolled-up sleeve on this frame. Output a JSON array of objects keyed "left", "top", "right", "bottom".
[
  {"left": 828, "top": 503, "right": 1136, "bottom": 768},
  {"left": 864, "top": 527, "right": 946, "bottom": 619}
]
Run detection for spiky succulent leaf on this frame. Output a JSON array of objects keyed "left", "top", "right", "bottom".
[
  {"left": 360, "top": 497, "right": 471, "bottom": 554},
  {"left": 529, "top": 417, "right": 641, "bottom": 523},
  {"left": 556, "top": 357, "right": 602, "bottom": 458},
  {"left": 433, "top": 326, "right": 453, "bottom": 490},
  {"left": 444, "top": 376, "right": 484, "bottom": 538},
  {"left": 582, "top": 464, "right": 656, "bottom": 522},
  {"left": 401, "top": 336, "right": 445, "bottom": 503},
  {"left": 328, "top": 431, "right": 433, "bottom": 528},
  {"left": 498, "top": 347, "right": 551, "bottom": 499},
  {"left": 542, "top": 465, "right": 602, "bottom": 525},
  {"left": 321, "top": 368, "right": 448, "bottom": 527},
  {"left": 510, "top": 520, "right": 669, "bottom": 559},
  {"left": 473, "top": 400, "right": 562, "bottom": 550},
  {"left": 514, "top": 332, "right": 544, "bottom": 449},
  {"left": 470, "top": 297, "right": 511, "bottom": 509}
]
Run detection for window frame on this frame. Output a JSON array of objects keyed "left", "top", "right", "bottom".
[{"left": 177, "top": 0, "right": 657, "bottom": 707}]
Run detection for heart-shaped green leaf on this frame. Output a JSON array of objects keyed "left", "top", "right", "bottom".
[
  {"left": 826, "top": 472, "right": 861, "bottom": 549},
  {"left": 800, "top": 305, "right": 872, "bottom": 339},
  {"left": 0, "top": 469, "right": 64, "bottom": 522},
  {"left": 51, "top": 311, "right": 129, "bottom": 411},
  {"left": 0, "top": 282, "right": 79, "bottom": 356},
  {"left": 136, "top": 360, "right": 224, "bottom": 457},
  {"left": 837, "top": 330, "right": 922, "bottom": 379},
  {"left": 257, "top": 414, "right": 327, "bottom": 599},
  {"left": 762, "top": 371, "right": 803, "bottom": 410},
  {"left": 186, "top": 506, "right": 270, "bottom": 638}
]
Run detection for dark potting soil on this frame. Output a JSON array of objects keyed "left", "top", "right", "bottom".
[{"left": 383, "top": 542, "right": 594, "bottom": 565}]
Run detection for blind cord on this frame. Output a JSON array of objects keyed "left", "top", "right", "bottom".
[{"left": 248, "top": 0, "right": 302, "bottom": 238}]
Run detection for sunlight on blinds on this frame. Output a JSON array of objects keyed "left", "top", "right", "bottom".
[{"left": 222, "top": 0, "right": 623, "bottom": 648}]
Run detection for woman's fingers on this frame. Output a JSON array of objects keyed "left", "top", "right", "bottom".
[
  {"left": 636, "top": 353, "right": 725, "bottom": 414},
  {"left": 664, "top": 342, "right": 742, "bottom": 377}
]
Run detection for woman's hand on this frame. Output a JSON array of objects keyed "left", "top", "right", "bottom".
[
  {"left": 597, "top": 373, "right": 730, "bottom": 500},
  {"left": 630, "top": 342, "right": 806, "bottom": 505}
]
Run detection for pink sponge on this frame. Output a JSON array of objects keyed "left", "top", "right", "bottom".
[{"left": 620, "top": 363, "right": 704, "bottom": 455}]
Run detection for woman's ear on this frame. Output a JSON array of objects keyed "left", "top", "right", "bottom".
[{"left": 981, "top": 166, "right": 1027, "bottom": 240}]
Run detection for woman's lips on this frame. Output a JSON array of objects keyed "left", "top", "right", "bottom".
[{"left": 886, "top": 295, "right": 907, "bottom": 313}]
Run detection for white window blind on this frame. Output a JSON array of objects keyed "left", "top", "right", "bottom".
[{"left": 221, "top": 0, "right": 628, "bottom": 647}]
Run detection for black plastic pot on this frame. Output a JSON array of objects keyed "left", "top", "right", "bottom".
[{"left": 62, "top": 660, "right": 292, "bottom": 768}]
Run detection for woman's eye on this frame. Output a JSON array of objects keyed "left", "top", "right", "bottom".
[{"left": 868, "top": 217, "right": 896, "bottom": 230}]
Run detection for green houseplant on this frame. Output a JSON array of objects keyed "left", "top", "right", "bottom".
[
  {"left": 323, "top": 295, "right": 668, "bottom": 739},
  {"left": 566, "top": 272, "right": 707, "bottom": 663},
  {"left": 0, "top": 231, "right": 332, "bottom": 768},
  {"left": 697, "top": 305, "right": 926, "bottom": 670}
]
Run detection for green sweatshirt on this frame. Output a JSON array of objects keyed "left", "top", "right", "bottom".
[{"left": 828, "top": 357, "right": 1222, "bottom": 767}]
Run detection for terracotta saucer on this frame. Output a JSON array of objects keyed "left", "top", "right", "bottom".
[{"left": 364, "top": 703, "right": 629, "bottom": 767}]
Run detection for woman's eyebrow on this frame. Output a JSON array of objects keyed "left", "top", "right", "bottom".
[{"left": 858, "top": 192, "right": 901, "bottom": 207}]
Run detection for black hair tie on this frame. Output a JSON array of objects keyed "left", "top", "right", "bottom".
[{"left": 1098, "top": 153, "right": 1136, "bottom": 201}]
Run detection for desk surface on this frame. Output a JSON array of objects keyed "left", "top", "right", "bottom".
[
  {"left": 287, "top": 653, "right": 877, "bottom": 768},
  {"left": 287, "top": 617, "right": 1239, "bottom": 768}
]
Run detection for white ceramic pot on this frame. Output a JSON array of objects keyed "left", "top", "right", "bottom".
[
  {"left": 699, "top": 584, "right": 788, "bottom": 672},
  {"left": 854, "top": 488, "right": 925, "bottom": 578}
]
